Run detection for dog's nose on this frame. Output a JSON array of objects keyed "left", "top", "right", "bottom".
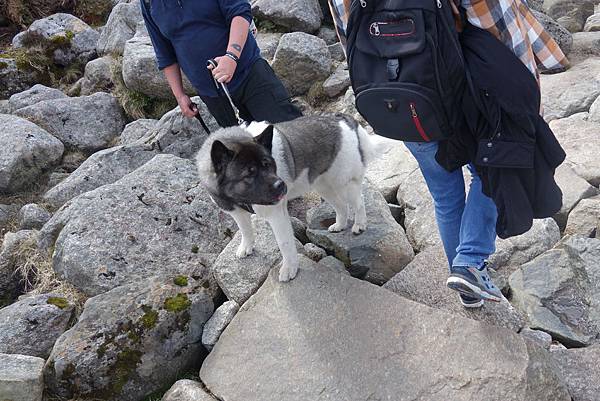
[{"left": 273, "top": 179, "right": 286, "bottom": 193}]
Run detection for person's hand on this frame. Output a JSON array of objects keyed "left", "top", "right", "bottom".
[
  {"left": 209, "top": 56, "right": 237, "bottom": 83},
  {"left": 177, "top": 94, "right": 198, "bottom": 118}
]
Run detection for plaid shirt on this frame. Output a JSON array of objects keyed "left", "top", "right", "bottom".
[{"left": 327, "top": 0, "right": 569, "bottom": 75}]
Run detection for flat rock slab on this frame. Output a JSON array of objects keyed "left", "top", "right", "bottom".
[
  {"left": 201, "top": 259, "right": 570, "bottom": 401},
  {"left": 212, "top": 216, "right": 303, "bottom": 305},
  {"left": 8, "top": 84, "right": 66, "bottom": 113},
  {"left": 307, "top": 181, "right": 414, "bottom": 284},
  {"left": 39, "top": 155, "right": 236, "bottom": 296},
  {"left": 551, "top": 345, "right": 600, "bottom": 401},
  {"left": 0, "top": 293, "right": 74, "bottom": 358},
  {"left": 0, "top": 353, "right": 45, "bottom": 401},
  {"left": 384, "top": 246, "right": 526, "bottom": 332}
]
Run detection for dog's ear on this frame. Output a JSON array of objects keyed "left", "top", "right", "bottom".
[
  {"left": 211, "top": 140, "right": 234, "bottom": 174},
  {"left": 255, "top": 124, "right": 274, "bottom": 154}
]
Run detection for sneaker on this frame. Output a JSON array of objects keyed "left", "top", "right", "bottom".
[
  {"left": 459, "top": 293, "right": 484, "bottom": 308},
  {"left": 447, "top": 263, "right": 503, "bottom": 302}
]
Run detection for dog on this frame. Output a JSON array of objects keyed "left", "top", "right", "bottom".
[{"left": 196, "top": 113, "right": 378, "bottom": 282}]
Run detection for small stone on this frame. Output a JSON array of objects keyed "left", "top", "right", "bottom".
[
  {"left": 0, "top": 353, "right": 45, "bottom": 401},
  {"left": 554, "top": 163, "right": 599, "bottom": 229},
  {"left": 565, "top": 195, "right": 600, "bottom": 237},
  {"left": 322, "top": 63, "right": 351, "bottom": 98},
  {"left": 584, "top": 12, "right": 600, "bottom": 31},
  {"left": 251, "top": 0, "right": 323, "bottom": 33},
  {"left": 520, "top": 328, "right": 553, "bottom": 350},
  {"left": 161, "top": 379, "right": 217, "bottom": 401},
  {"left": 202, "top": 301, "right": 240, "bottom": 351},
  {"left": 18, "top": 204, "right": 52, "bottom": 230},
  {"left": 303, "top": 243, "right": 327, "bottom": 262},
  {"left": 328, "top": 42, "right": 346, "bottom": 62},
  {"left": 316, "top": 255, "right": 349, "bottom": 275},
  {"left": 255, "top": 32, "right": 282, "bottom": 61},
  {"left": 97, "top": 0, "right": 143, "bottom": 55}
]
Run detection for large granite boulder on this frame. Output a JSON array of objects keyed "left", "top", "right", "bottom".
[
  {"left": 7, "top": 84, "right": 67, "bottom": 113},
  {"left": 0, "top": 114, "right": 64, "bottom": 193},
  {"left": 551, "top": 345, "right": 600, "bottom": 401},
  {"left": 200, "top": 260, "right": 570, "bottom": 401},
  {"left": 384, "top": 246, "right": 526, "bottom": 332},
  {"left": 307, "top": 181, "right": 414, "bottom": 284},
  {"left": 97, "top": 0, "right": 143, "bottom": 56},
  {"left": 0, "top": 294, "right": 74, "bottom": 358},
  {"left": 45, "top": 275, "right": 214, "bottom": 401},
  {"left": 570, "top": 31, "right": 600, "bottom": 63},
  {"left": 251, "top": 0, "right": 323, "bottom": 33},
  {"left": 12, "top": 13, "right": 100, "bottom": 66},
  {"left": 122, "top": 34, "right": 196, "bottom": 99},
  {"left": 272, "top": 32, "right": 332, "bottom": 96},
  {"left": 0, "top": 353, "right": 45, "bottom": 401},
  {"left": 14, "top": 92, "right": 126, "bottom": 153},
  {"left": 509, "top": 237, "right": 600, "bottom": 347},
  {"left": 38, "top": 155, "right": 236, "bottom": 297},
  {"left": 43, "top": 99, "right": 215, "bottom": 208},
  {"left": 541, "top": 59, "right": 600, "bottom": 121},
  {"left": 550, "top": 112, "right": 600, "bottom": 186}
]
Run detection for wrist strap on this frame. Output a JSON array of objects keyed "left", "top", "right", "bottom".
[{"left": 225, "top": 51, "right": 239, "bottom": 63}]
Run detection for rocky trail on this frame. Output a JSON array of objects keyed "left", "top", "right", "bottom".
[{"left": 2, "top": 0, "right": 600, "bottom": 400}]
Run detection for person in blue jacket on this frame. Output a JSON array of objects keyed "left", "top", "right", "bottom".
[{"left": 141, "top": 0, "right": 302, "bottom": 126}]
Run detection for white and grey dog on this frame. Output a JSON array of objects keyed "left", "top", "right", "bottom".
[{"left": 196, "top": 114, "right": 378, "bottom": 282}]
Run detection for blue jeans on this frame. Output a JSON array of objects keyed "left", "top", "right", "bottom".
[{"left": 403, "top": 141, "right": 497, "bottom": 269}]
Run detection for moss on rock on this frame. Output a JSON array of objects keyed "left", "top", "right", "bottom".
[
  {"left": 112, "top": 347, "right": 143, "bottom": 394},
  {"left": 164, "top": 293, "right": 191, "bottom": 313},
  {"left": 47, "top": 296, "right": 70, "bottom": 309},
  {"left": 173, "top": 276, "right": 189, "bottom": 287},
  {"left": 140, "top": 305, "right": 159, "bottom": 329}
]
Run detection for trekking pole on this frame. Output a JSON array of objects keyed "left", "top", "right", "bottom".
[{"left": 207, "top": 59, "right": 245, "bottom": 126}]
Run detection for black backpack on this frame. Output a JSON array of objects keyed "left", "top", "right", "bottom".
[{"left": 347, "top": 0, "right": 466, "bottom": 142}]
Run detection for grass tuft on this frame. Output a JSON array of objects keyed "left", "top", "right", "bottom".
[
  {"left": 12, "top": 235, "right": 87, "bottom": 313},
  {"left": 110, "top": 56, "right": 177, "bottom": 120}
]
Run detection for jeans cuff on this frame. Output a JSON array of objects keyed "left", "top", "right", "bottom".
[{"left": 452, "top": 255, "right": 488, "bottom": 269}]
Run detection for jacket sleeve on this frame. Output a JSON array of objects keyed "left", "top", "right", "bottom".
[
  {"left": 217, "top": 0, "right": 253, "bottom": 25},
  {"left": 140, "top": 0, "right": 177, "bottom": 69}
]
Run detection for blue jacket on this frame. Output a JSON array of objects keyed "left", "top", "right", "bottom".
[{"left": 141, "top": 0, "right": 261, "bottom": 97}]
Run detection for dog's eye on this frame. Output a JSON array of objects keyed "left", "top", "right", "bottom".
[
  {"left": 247, "top": 166, "right": 257, "bottom": 175},
  {"left": 261, "top": 159, "right": 271, "bottom": 168}
]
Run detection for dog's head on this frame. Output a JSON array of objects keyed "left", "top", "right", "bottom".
[{"left": 211, "top": 125, "right": 287, "bottom": 205}]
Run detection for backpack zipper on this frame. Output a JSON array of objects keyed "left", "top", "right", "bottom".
[
  {"left": 360, "top": 0, "right": 367, "bottom": 7},
  {"left": 410, "top": 103, "right": 431, "bottom": 142},
  {"left": 437, "top": 0, "right": 442, "bottom": 8}
]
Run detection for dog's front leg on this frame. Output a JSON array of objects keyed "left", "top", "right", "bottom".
[
  {"left": 227, "top": 208, "right": 255, "bottom": 258},
  {"left": 255, "top": 202, "right": 298, "bottom": 282}
]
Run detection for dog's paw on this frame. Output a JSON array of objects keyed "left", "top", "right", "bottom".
[
  {"left": 278, "top": 262, "right": 298, "bottom": 282},
  {"left": 352, "top": 223, "right": 367, "bottom": 235},
  {"left": 328, "top": 222, "right": 347, "bottom": 233},
  {"left": 236, "top": 242, "right": 254, "bottom": 258}
]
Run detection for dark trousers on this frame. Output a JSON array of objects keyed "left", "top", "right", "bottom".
[{"left": 200, "top": 58, "right": 302, "bottom": 127}]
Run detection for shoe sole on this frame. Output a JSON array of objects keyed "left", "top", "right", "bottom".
[
  {"left": 447, "top": 277, "right": 502, "bottom": 303},
  {"left": 460, "top": 297, "right": 484, "bottom": 308}
]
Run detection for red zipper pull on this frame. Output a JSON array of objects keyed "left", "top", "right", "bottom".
[{"left": 410, "top": 103, "right": 431, "bottom": 142}]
